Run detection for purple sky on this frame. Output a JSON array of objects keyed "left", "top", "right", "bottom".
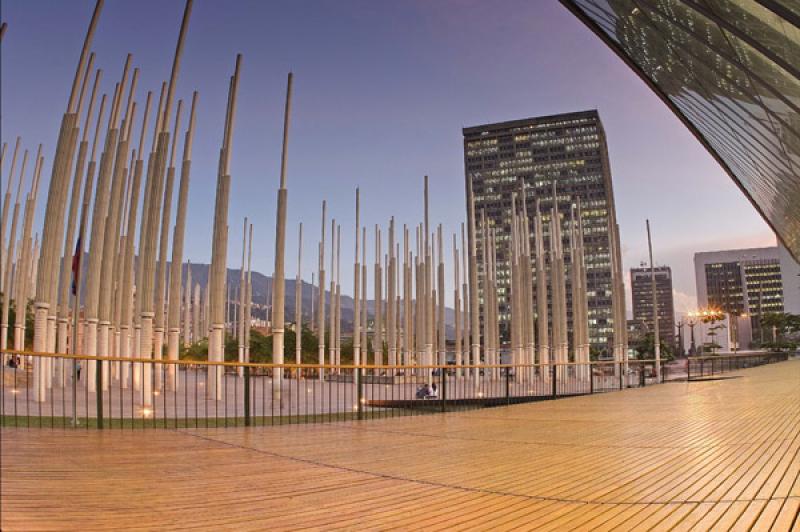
[{"left": 1, "top": 0, "right": 775, "bottom": 314}]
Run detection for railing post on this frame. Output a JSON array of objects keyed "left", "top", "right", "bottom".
[
  {"left": 619, "top": 362, "right": 623, "bottom": 390},
  {"left": 589, "top": 363, "right": 594, "bottom": 394},
  {"left": 640, "top": 363, "right": 645, "bottom": 387},
  {"left": 441, "top": 369, "right": 446, "bottom": 413},
  {"left": 551, "top": 364, "right": 557, "bottom": 398},
  {"left": 244, "top": 365, "right": 251, "bottom": 426},
  {"left": 357, "top": 366, "right": 364, "bottom": 421},
  {"left": 96, "top": 358, "right": 103, "bottom": 429},
  {"left": 687, "top": 357, "right": 691, "bottom": 381},
  {"left": 72, "top": 358, "right": 79, "bottom": 427},
  {"left": 505, "top": 367, "right": 511, "bottom": 405}
]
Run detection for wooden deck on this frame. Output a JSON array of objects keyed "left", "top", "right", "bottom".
[{"left": 2, "top": 359, "right": 799, "bottom": 531}]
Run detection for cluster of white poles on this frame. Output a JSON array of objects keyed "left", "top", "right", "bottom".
[
  {"left": 301, "top": 173, "right": 629, "bottom": 386},
  {"left": 1, "top": 0, "right": 633, "bottom": 407},
  {"left": 0, "top": 0, "right": 216, "bottom": 405}
]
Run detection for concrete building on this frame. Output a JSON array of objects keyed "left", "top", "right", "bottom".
[
  {"left": 694, "top": 244, "right": 800, "bottom": 347},
  {"left": 464, "top": 109, "right": 624, "bottom": 355},
  {"left": 630, "top": 265, "right": 676, "bottom": 350}
]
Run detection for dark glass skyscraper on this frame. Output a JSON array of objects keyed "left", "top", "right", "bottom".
[{"left": 464, "top": 110, "right": 625, "bottom": 355}]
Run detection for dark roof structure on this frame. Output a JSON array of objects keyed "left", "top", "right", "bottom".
[{"left": 561, "top": 0, "right": 800, "bottom": 260}]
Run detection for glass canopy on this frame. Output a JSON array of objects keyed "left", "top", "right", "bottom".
[{"left": 561, "top": 0, "right": 800, "bottom": 260}]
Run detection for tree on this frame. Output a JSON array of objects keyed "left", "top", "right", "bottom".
[
  {"left": 632, "top": 332, "right": 675, "bottom": 362},
  {"left": 703, "top": 323, "right": 726, "bottom": 354},
  {"left": 590, "top": 345, "right": 607, "bottom": 361},
  {"left": 181, "top": 338, "right": 208, "bottom": 360},
  {"left": 246, "top": 325, "right": 323, "bottom": 364},
  {"left": 759, "top": 312, "right": 799, "bottom": 352}
]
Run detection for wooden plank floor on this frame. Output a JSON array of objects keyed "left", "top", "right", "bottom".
[{"left": 2, "top": 360, "right": 799, "bottom": 531}]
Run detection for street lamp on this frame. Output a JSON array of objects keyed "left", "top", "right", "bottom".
[
  {"left": 686, "top": 311, "right": 698, "bottom": 355},
  {"left": 700, "top": 308, "right": 725, "bottom": 354},
  {"left": 688, "top": 308, "right": 724, "bottom": 354}
]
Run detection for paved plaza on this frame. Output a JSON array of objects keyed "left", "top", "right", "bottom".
[{"left": 2, "top": 358, "right": 798, "bottom": 530}]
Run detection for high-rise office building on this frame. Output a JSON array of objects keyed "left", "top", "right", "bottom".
[
  {"left": 630, "top": 265, "right": 676, "bottom": 349},
  {"left": 464, "top": 109, "right": 625, "bottom": 355},
  {"left": 694, "top": 244, "right": 800, "bottom": 342}
]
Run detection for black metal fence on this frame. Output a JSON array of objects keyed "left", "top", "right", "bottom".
[
  {"left": 687, "top": 352, "right": 790, "bottom": 381},
  {"left": 0, "top": 350, "right": 789, "bottom": 429}
]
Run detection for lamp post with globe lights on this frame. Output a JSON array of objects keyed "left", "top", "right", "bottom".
[
  {"left": 699, "top": 308, "right": 725, "bottom": 354},
  {"left": 686, "top": 312, "right": 699, "bottom": 355}
]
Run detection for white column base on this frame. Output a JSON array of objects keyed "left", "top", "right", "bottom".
[
  {"left": 167, "top": 328, "right": 179, "bottom": 391},
  {"left": 98, "top": 322, "right": 110, "bottom": 391},
  {"left": 120, "top": 326, "right": 130, "bottom": 389},
  {"left": 153, "top": 327, "right": 164, "bottom": 390},
  {"left": 272, "top": 330, "right": 284, "bottom": 402},
  {"left": 86, "top": 319, "right": 99, "bottom": 393},
  {"left": 141, "top": 314, "right": 153, "bottom": 407},
  {"left": 32, "top": 304, "right": 49, "bottom": 403},
  {"left": 133, "top": 325, "right": 142, "bottom": 391}
]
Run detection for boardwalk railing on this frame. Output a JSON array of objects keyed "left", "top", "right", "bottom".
[
  {"left": 687, "top": 351, "right": 790, "bottom": 381},
  {"left": 0, "top": 349, "right": 787, "bottom": 429}
]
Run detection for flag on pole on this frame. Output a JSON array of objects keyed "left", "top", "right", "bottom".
[{"left": 71, "top": 237, "right": 82, "bottom": 296}]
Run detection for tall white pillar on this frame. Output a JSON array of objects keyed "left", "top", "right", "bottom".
[{"left": 271, "top": 72, "right": 293, "bottom": 401}]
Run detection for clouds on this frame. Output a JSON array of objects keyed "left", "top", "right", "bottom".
[{"left": 672, "top": 289, "right": 698, "bottom": 315}]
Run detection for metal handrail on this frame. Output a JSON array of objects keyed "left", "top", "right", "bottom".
[
  {"left": 687, "top": 351, "right": 787, "bottom": 362},
  {"left": 7, "top": 348, "right": 781, "bottom": 430},
  {"left": 1, "top": 349, "right": 657, "bottom": 370}
]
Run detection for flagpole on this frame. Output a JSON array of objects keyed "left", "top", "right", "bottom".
[
  {"left": 70, "top": 118, "right": 96, "bottom": 425},
  {"left": 71, "top": 203, "right": 88, "bottom": 427}
]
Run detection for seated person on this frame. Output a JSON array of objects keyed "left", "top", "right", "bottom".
[
  {"left": 428, "top": 383, "right": 439, "bottom": 399},
  {"left": 416, "top": 383, "right": 431, "bottom": 399}
]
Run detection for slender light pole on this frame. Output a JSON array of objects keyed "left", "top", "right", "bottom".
[
  {"left": 646, "top": 219, "right": 661, "bottom": 379},
  {"left": 296, "top": 222, "right": 303, "bottom": 367},
  {"left": 166, "top": 92, "right": 197, "bottom": 389},
  {"left": 466, "top": 180, "right": 480, "bottom": 387},
  {"left": 374, "top": 224, "right": 382, "bottom": 366},
  {"left": 335, "top": 225, "right": 342, "bottom": 366},
  {"left": 33, "top": 0, "right": 102, "bottom": 401},
  {"left": 154, "top": 99, "right": 183, "bottom": 391},
  {"left": 238, "top": 218, "right": 248, "bottom": 371},
  {"left": 361, "top": 228, "right": 368, "bottom": 366},
  {"left": 353, "top": 189, "right": 361, "bottom": 372},
  {"left": 550, "top": 184, "right": 568, "bottom": 379},
  {"left": 57, "top": 64, "right": 99, "bottom": 367},
  {"left": 208, "top": 55, "right": 241, "bottom": 400},
  {"left": 2, "top": 149, "right": 29, "bottom": 353},
  {"left": 334, "top": 225, "right": 341, "bottom": 366},
  {"left": 272, "top": 72, "right": 293, "bottom": 400},
  {"left": 388, "top": 218, "right": 397, "bottom": 366},
  {"left": 329, "top": 219, "right": 337, "bottom": 367},
  {"left": 317, "top": 201, "right": 326, "bottom": 379},
  {"left": 1, "top": 137, "right": 22, "bottom": 288},
  {"left": 245, "top": 222, "right": 253, "bottom": 365},
  {"left": 15, "top": 149, "right": 44, "bottom": 357},
  {"left": 453, "top": 233, "right": 461, "bottom": 377}
]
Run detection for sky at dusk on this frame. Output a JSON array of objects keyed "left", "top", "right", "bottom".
[{"left": 1, "top": 0, "right": 776, "bottom": 315}]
